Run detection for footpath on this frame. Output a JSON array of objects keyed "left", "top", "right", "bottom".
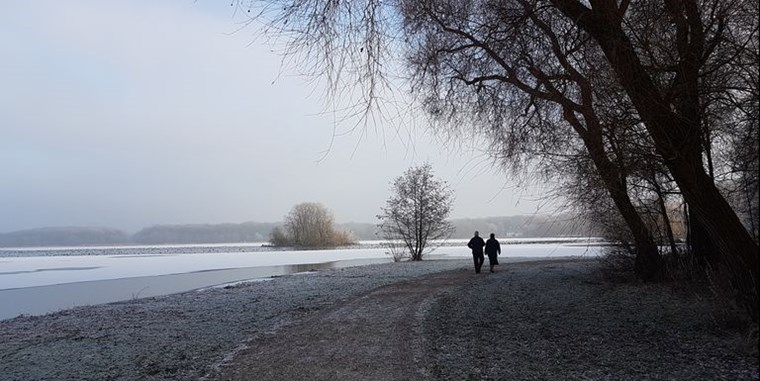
[{"left": 208, "top": 260, "right": 759, "bottom": 381}]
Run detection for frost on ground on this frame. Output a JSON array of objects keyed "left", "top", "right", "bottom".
[
  {"left": 0, "top": 260, "right": 468, "bottom": 381},
  {"left": 1, "top": 259, "right": 757, "bottom": 381}
]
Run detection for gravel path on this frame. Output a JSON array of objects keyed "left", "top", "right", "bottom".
[
  {"left": 1, "top": 258, "right": 757, "bottom": 381},
  {"left": 208, "top": 267, "right": 471, "bottom": 381}
]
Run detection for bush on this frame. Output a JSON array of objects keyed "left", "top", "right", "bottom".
[{"left": 270, "top": 202, "right": 355, "bottom": 247}]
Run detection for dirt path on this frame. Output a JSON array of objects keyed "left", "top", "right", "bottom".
[
  {"left": 207, "top": 260, "right": 758, "bottom": 381},
  {"left": 208, "top": 267, "right": 473, "bottom": 381}
]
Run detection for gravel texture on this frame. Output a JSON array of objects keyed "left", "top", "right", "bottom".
[
  {"left": 421, "top": 261, "right": 758, "bottom": 381},
  {"left": 0, "top": 260, "right": 468, "bottom": 381},
  {"left": 1, "top": 258, "right": 757, "bottom": 381}
]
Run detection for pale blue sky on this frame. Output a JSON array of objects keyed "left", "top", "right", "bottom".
[{"left": 0, "top": 1, "right": 550, "bottom": 232}]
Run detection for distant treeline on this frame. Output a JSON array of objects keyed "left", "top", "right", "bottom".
[
  {"left": 450, "top": 215, "right": 594, "bottom": 238},
  {"left": 0, "top": 215, "right": 595, "bottom": 247},
  {"left": 344, "top": 214, "right": 594, "bottom": 240},
  {"left": 0, "top": 226, "right": 130, "bottom": 247},
  {"left": 131, "top": 222, "right": 278, "bottom": 244}
]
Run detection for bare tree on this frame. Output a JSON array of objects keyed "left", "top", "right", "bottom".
[
  {"left": 377, "top": 163, "right": 454, "bottom": 261},
  {"left": 700, "top": 0, "right": 759, "bottom": 243},
  {"left": 403, "top": 0, "right": 672, "bottom": 278},
  {"left": 240, "top": 0, "right": 758, "bottom": 319},
  {"left": 271, "top": 202, "right": 354, "bottom": 247},
  {"left": 549, "top": 0, "right": 758, "bottom": 319}
]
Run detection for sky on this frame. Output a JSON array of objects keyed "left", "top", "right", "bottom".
[{"left": 0, "top": 1, "right": 552, "bottom": 233}]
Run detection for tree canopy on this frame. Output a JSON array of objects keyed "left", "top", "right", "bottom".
[{"left": 241, "top": 0, "right": 759, "bottom": 320}]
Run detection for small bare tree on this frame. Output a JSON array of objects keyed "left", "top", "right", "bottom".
[
  {"left": 377, "top": 163, "right": 454, "bottom": 261},
  {"left": 271, "top": 202, "right": 354, "bottom": 247}
]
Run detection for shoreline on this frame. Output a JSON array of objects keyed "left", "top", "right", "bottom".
[
  {"left": 0, "top": 237, "right": 603, "bottom": 257},
  {"left": 0, "top": 259, "right": 476, "bottom": 381},
  {"left": 1, "top": 254, "right": 597, "bottom": 320}
]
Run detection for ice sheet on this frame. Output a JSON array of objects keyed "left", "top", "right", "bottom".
[{"left": 0, "top": 242, "right": 602, "bottom": 320}]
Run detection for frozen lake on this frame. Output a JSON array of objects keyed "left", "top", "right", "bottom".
[{"left": 0, "top": 239, "right": 602, "bottom": 320}]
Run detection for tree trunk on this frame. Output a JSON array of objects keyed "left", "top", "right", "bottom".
[
  {"left": 652, "top": 179, "right": 679, "bottom": 257},
  {"left": 687, "top": 204, "right": 719, "bottom": 266},
  {"left": 584, "top": 136, "right": 664, "bottom": 280},
  {"left": 613, "top": 188, "right": 664, "bottom": 281}
]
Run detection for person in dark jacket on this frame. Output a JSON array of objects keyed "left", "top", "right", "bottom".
[
  {"left": 467, "top": 231, "right": 486, "bottom": 273},
  {"left": 485, "top": 233, "right": 501, "bottom": 273}
]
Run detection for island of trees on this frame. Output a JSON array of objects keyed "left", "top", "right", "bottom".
[{"left": 269, "top": 202, "right": 354, "bottom": 247}]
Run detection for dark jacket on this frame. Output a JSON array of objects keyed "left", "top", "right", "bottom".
[
  {"left": 467, "top": 236, "right": 486, "bottom": 254},
  {"left": 485, "top": 238, "right": 501, "bottom": 256}
]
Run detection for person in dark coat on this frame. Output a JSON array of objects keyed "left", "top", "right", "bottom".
[
  {"left": 485, "top": 233, "right": 501, "bottom": 273},
  {"left": 467, "top": 231, "right": 486, "bottom": 273}
]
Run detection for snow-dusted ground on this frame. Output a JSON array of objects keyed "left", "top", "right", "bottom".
[{"left": 0, "top": 240, "right": 602, "bottom": 320}]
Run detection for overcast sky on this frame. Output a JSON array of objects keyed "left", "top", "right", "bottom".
[{"left": 0, "top": 1, "right": 552, "bottom": 233}]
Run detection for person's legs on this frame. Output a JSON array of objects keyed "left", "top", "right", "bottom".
[
  {"left": 472, "top": 254, "right": 480, "bottom": 273},
  {"left": 477, "top": 253, "right": 484, "bottom": 273}
]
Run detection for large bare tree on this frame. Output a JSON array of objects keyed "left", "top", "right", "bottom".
[
  {"left": 548, "top": 0, "right": 758, "bottom": 318},
  {"left": 240, "top": 0, "right": 759, "bottom": 319},
  {"left": 403, "top": 0, "right": 672, "bottom": 278}
]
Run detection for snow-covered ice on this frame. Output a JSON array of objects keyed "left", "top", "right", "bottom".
[{"left": 0, "top": 241, "right": 602, "bottom": 320}]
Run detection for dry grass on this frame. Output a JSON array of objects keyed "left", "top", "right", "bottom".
[{"left": 597, "top": 246, "right": 758, "bottom": 357}]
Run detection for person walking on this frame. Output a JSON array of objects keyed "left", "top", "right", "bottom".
[
  {"left": 485, "top": 233, "right": 501, "bottom": 273},
  {"left": 467, "top": 231, "right": 486, "bottom": 273}
]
